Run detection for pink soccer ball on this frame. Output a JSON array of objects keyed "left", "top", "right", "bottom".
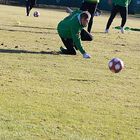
[
  {"left": 108, "top": 58, "right": 124, "bottom": 73},
  {"left": 33, "top": 11, "right": 40, "bottom": 17}
]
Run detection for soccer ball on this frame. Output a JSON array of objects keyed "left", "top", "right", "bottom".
[
  {"left": 33, "top": 11, "right": 40, "bottom": 17},
  {"left": 108, "top": 58, "right": 124, "bottom": 73}
]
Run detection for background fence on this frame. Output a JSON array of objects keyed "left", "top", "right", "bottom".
[{"left": 0, "top": 0, "right": 140, "bottom": 14}]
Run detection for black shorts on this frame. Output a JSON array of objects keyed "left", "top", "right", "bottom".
[
  {"left": 80, "top": 1, "right": 98, "bottom": 16},
  {"left": 26, "top": 0, "right": 35, "bottom": 6}
]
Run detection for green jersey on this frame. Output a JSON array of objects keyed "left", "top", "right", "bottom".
[
  {"left": 113, "top": 0, "right": 131, "bottom": 7},
  {"left": 57, "top": 10, "right": 86, "bottom": 54},
  {"left": 84, "top": 0, "right": 100, "bottom": 3}
]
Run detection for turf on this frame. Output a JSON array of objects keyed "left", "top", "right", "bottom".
[{"left": 0, "top": 4, "right": 140, "bottom": 140}]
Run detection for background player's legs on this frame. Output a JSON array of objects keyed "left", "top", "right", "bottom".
[
  {"left": 87, "top": 3, "right": 98, "bottom": 32},
  {"left": 80, "top": 2, "right": 98, "bottom": 33},
  {"left": 119, "top": 6, "right": 127, "bottom": 28},
  {"left": 60, "top": 38, "right": 76, "bottom": 55},
  {"left": 30, "top": 0, "right": 35, "bottom": 10},
  {"left": 26, "top": 0, "right": 30, "bottom": 16},
  {"left": 105, "top": 5, "right": 118, "bottom": 31},
  {"left": 80, "top": 2, "right": 88, "bottom": 11}
]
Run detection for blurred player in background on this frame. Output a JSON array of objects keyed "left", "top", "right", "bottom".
[
  {"left": 26, "top": 0, "right": 36, "bottom": 16},
  {"left": 80, "top": 0, "right": 100, "bottom": 33},
  {"left": 105, "top": 0, "right": 131, "bottom": 33}
]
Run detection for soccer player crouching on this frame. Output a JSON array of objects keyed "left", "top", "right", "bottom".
[{"left": 57, "top": 10, "right": 92, "bottom": 59}]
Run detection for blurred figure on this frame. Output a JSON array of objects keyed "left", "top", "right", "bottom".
[
  {"left": 26, "top": 0, "right": 36, "bottom": 16},
  {"left": 105, "top": 0, "right": 131, "bottom": 33},
  {"left": 80, "top": 0, "right": 100, "bottom": 33}
]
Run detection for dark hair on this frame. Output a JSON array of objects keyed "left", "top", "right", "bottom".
[{"left": 80, "top": 11, "right": 91, "bottom": 20}]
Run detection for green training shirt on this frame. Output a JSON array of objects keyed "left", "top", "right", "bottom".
[
  {"left": 84, "top": 0, "right": 100, "bottom": 3},
  {"left": 57, "top": 10, "right": 86, "bottom": 54},
  {"left": 113, "top": 0, "right": 131, "bottom": 7}
]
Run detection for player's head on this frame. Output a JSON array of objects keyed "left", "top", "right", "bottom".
[{"left": 80, "top": 11, "right": 91, "bottom": 27}]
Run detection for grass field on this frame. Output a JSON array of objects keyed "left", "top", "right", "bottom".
[{"left": 0, "top": 4, "right": 140, "bottom": 140}]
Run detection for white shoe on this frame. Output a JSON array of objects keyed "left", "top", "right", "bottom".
[
  {"left": 121, "top": 27, "right": 124, "bottom": 34},
  {"left": 83, "top": 53, "right": 91, "bottom": 59},
  {"left": 105, "top": 29, "right": 109, "bottom": 33}
]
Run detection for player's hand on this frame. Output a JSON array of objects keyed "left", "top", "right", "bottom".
[{"left": 83, "top": 53, "right": 91, "bottom": 59}]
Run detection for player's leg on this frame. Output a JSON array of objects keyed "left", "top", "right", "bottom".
[
  {"left": 87, "top": 2, "right": 98, "bottom": 33},
  {"left": 105, "top": 5, "right": 118, "bottom": 32},
  {"left": 119, "top": 6, "right": 127, "bottom": 33},
  {"left": 26, "top": 0, "right": 30, "bottom": 16},
  {"left": 60, "top": 38, "right": 76, "bottom": 55},
  {"left": 30, "top": 0, "right": 35, "bottom": 10},
  {"left": 81, "top": 29, "right": 93, "bottom": 41}
]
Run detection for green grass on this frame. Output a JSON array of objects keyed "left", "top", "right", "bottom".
[{"left": 0, "top": 4, "right": 140, "bottom": 140}]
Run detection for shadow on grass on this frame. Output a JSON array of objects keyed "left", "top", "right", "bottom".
[
  {"left": 0, "top": 28, "right": 57, "bottom": 35},
  {"left": 0, "top": 49, "right": 60, "bottom": 55},
  {"left": 3, "top": 25, "right": 105, "bottom": 34},
  {"left": 92, "top": 31, "right": 106, "bottom": 34},
  {"left": 131, "top": 14, "right": 140, "bottom": 18},
  {"left": 70, "top": 78, "right": 98, "bottom": 82},
  {"left": 11, "top": 25, "right": 56, "bottom": 31}
]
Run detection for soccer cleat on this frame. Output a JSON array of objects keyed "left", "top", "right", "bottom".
[
  {"left": 26, "top": 9, "right": 30, "bottom": 16},
  {"left": 105, "top": 29, "right": 109, "bottom": 33},
  {"left": 26, "top": 10, "right": 29, "bottom": 16},
  {"left": 60, "top": 46, "right": 65, "bottom": 52},
  {"left": 60, "top": 46, "right": 68, "bottom": 54},
  {"left": 121, "top": 27, "right": 124, "bottom": 34}
]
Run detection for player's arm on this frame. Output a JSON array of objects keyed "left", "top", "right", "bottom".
[
  {"left": 70, "top": 26, "right": 91, "bottom": 58},
  {"left": 71, "top": 26, "right": 85, "bottom": 54}
]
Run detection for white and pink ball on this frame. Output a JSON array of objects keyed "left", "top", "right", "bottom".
[
  {"left": 108, "top": 58, "right": 124, "bottom": 73},
  {"left": 33, "top": 11, "right": 40, "bottom": 17}
]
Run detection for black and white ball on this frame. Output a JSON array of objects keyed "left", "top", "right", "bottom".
[
  {"left": 108, "top": 58, "right": 124, "bottom": 73},
  {"left": 33, "top": 11, "right": 40, "bottom": 17}
]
